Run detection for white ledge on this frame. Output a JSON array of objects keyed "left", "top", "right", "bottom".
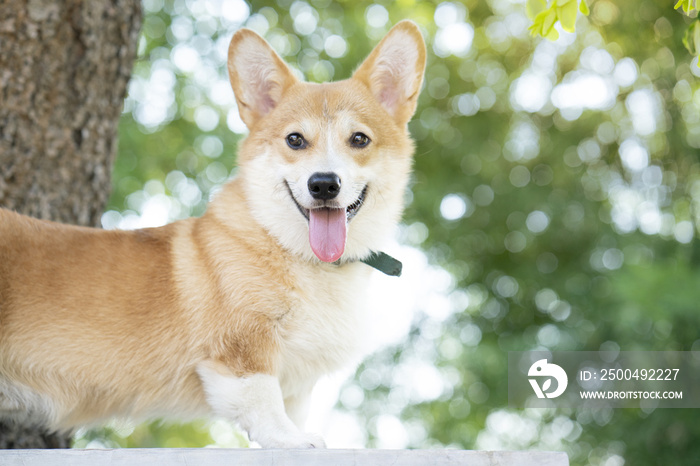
[{"left": 0, "top": 448, "right": 569, "bottom": 465}]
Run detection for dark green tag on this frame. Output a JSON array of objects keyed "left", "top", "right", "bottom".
[{"left": 360, "top": 251, "right": 403, "bottom": 277}]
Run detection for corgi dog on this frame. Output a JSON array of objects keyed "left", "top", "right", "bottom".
[{"left": 0, "top": 21, "right": 425, "bottom": 448}]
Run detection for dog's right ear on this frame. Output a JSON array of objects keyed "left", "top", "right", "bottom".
[
  {"left": 353, "top": 21, "right": 426, "bottom": 126},
  {"left": 227, "top": 29, "right": 298, "bottom": 129}
]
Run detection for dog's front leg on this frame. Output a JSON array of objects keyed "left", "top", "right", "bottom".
[
  {"left": 197, "top": 361, "right": 325, "bottom": 448},
  {"left": 284, "top": 384, "right": 314, "bottom": 430}
]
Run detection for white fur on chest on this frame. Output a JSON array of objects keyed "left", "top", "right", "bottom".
[{"left": 277, "top": 261, "right": 371, "bottom": 398}]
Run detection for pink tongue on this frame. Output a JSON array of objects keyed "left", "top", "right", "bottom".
[{"left": 309, "top": 208, "right": 347, "bottom": 262}]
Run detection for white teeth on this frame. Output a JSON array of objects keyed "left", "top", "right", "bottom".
[
  {"left": 345, "top": 186, "right": 368, "bottom": 221},
  {"left": 286, "top": 180, "right": 367, "bottom": 222}
]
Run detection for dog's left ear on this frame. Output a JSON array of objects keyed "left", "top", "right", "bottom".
[
  {"left": 227, "top": 29, "right": 298, "bottom": 129},
  {"left": 353, "top": 20, "right": 426, "bottom": 126}
]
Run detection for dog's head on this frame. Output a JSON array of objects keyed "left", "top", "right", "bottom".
[{"left": 227, "top": 21, "right": 426, "bottom": 263}]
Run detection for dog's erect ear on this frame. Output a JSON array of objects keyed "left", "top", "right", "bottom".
[
  {"left": 353, "top": 21, "right": 426, "bottom": 126},
  {"left": 227, "top": 29, "right": 298, "bottom": 129}
]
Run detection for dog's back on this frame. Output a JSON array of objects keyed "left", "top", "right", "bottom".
[{"left": 0, "top": 210, "right": 207, "bottom": 427}]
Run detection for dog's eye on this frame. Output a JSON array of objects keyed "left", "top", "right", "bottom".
[
  {"left": 286, "top": 133, "right": 307, "bottom": 149},
  {"left": 350, "top": 132, "right": 371, "bottom": 148}
]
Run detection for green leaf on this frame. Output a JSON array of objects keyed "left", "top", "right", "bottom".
[
  {"left": 527, "top": 0, "right": 547, "bottom": 20},
  {"left": 676, "top": 0, "right": 698, "bottom": 14},
  {"left": 545, "top": 26, "right": 560, "bottom": 40},
  {"left": 528, "top": 4, "right": 563, "bottom": 41},
  {"left": 542, "top": 8, "right": 557, "bottom": 37},
  {"left": 694, "top": 21, "right": 700, "bottom": 68},
  {"left": 528, "top": 8, "right": 548, "bottom": 37},
  {"left": 558, "top": 0, "right": 578, "bottom": 33},
  {"left": 684, "top": 21, "right": 700, "bottom": 55},
  {"left": 528, "top": 0, "right": 587, "bottom": 39},
  {"left": 579, "top": 0, "right": 589, "bottom": 16}
]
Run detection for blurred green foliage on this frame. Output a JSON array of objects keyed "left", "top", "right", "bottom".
[
  {"left": 73, "top": 421, "right": 228, "bottom": 448},
  {"left": 83, "top": 0, "right": 700, "bottom": 464}
]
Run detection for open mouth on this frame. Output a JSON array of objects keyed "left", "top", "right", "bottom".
[
  {"left": 284, "top": 181, "right": 367, "bottom": 263},
  {"left": 284, "top": 182, "right": 368, "bottom": 223}
]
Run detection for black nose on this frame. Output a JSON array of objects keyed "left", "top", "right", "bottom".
[{"left": 308, "top": 172, "right": 341, "bottom": 200}]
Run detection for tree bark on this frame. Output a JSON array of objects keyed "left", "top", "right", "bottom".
[
  {"left": 0, "top": 0, "right": 141, "bottom": 226},
  {"left": 0, "top": 0, "right": 141, "bottom": 448}
]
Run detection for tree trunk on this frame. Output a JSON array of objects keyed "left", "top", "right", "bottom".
[
  {"left": 0, "top": 0, "right": 141, "bottom": 226},
  {"left": 0, "top": 0, "right": 141, "bottom": 448}
]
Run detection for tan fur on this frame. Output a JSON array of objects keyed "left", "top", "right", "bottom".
[{"left": 0, "top": 21, "right": 425, "bottom": 445}]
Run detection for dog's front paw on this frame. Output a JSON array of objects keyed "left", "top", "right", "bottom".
[
  {"left": 279, "top": 431, "right": 326, "bottom": 449},
  {"left": 299, "top": 432, "right": 326, "bottom": 449},
  {"left": 258, "top": 431, "right": 326, "bottom": 449}
]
